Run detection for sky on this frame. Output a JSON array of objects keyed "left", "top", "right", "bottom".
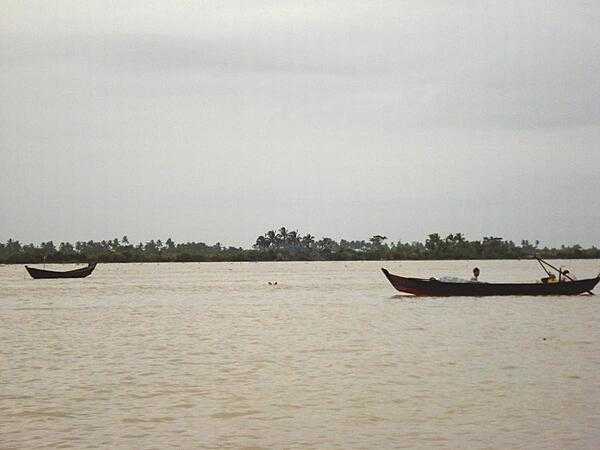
[{"left": 2, "top": 1, "right": 600, "bottom": 247}]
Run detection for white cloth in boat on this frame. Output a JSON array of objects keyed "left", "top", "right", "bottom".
[{"left": 437, "top": 276, "right": 472, "bottom": 283}]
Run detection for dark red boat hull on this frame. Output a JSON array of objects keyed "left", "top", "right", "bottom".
[
  {"left": 25, "top": 263, "right": 97, "bottom": 279},
  {"left": 382, "top": 268, "right": 599, "bottom": 297}
]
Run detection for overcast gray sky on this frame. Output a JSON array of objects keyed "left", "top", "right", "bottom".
[{"left": 2, "top": 1, "right": 599, "bottom": 247}]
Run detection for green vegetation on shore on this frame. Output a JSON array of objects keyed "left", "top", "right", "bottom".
[{"left": 1, "top": 227, "right": 598, "bottom": 264}]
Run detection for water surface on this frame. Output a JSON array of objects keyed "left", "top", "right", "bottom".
[{"left": 2, "top": 260, "right": 599, "bottom": 449}]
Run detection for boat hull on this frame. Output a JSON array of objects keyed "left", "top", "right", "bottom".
[
  {"left": 382, "top": 268, "right": 598, "bottom": 297},
  {"left": 25, "top": 263, "right": 97, "bottom": 279}
]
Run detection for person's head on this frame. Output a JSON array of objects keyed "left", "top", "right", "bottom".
[
  {"left": 473, "top": 267, "right": 480, "bottom": 277},
  {"left": 563, "top": 270, "right": 570, "bottom": 276}
]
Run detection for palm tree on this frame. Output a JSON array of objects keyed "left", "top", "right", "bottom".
[
  {"left": 301, "top": 234, "right": 315, "bottom": 248},
  {"left": 287, "top": 230, "right": 299, "bottom": 248},
  {"left": 277, "top": 227, "right": 288, "bottom": 247},
  {"left": 6, "top": 238, "right": 21, "bottom": 253},
  {"left": 425, "top": 233, "right": 443, "bottom": 257},
  {"left": 266, "top": 230, "right": 278, "bottom": 248},
  {"left": 369, "top": 235, "right": 387, "bottom": 248},
  {"left": 254, "top": 236, "right": 269, "bottom": 250}
]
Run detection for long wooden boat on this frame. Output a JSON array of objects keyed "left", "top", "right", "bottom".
[
  {"left": 25, "top": 263, "right": 97, "bottom": 279},
  {"left": 381, "top": 268, "right": 599, "bottom": 297}
]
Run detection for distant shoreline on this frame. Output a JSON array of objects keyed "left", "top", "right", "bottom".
[
  {"left": 4, "top": 257, "right": 600, "bottom": 266},
  {"left": 2, "top": 229, "right": 599, "bottom": 264}
]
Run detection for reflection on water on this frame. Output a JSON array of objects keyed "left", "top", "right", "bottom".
[{"left": 1, "top": 260, "right": 599, "bottom": 449}]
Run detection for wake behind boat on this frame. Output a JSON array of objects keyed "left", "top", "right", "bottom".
[
  {"left": 25, "top": 262, "right": 97, "bottom": 279},
  {"left": 382, "top": 259, "right": 599, "bottom": 297}
]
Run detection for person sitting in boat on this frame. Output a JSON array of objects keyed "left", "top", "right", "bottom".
[
  {"left": 559, "top": 270, "right": 572, "bottom": 282},
  {"left": 541, "top": 273, "right": 558, "bottom": 283},
  {"left": 470, "top": 267, "right": 480, "bottom": 282}
]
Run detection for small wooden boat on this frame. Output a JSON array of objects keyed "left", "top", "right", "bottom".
[
  {"left": 381, "top": 268, "right": 599, "bottom": 297},
  {"left": 25, "top": 263, "right": 97, "bottom": 279}
]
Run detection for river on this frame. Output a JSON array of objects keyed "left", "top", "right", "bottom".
[{"left": 1, "top": 260, "right": 599, "bottom": 449}]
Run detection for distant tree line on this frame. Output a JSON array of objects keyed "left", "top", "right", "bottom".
[{"left": 1, "top": 228, "right": 599, "bottom": 264}]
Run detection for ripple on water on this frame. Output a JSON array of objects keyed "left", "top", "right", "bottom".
[
  {"left": 122, "top": 416, "right": 176, "bottom": 423},
  {"left": 209, "top": 410, "right": 261, "bottom": 419}
]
